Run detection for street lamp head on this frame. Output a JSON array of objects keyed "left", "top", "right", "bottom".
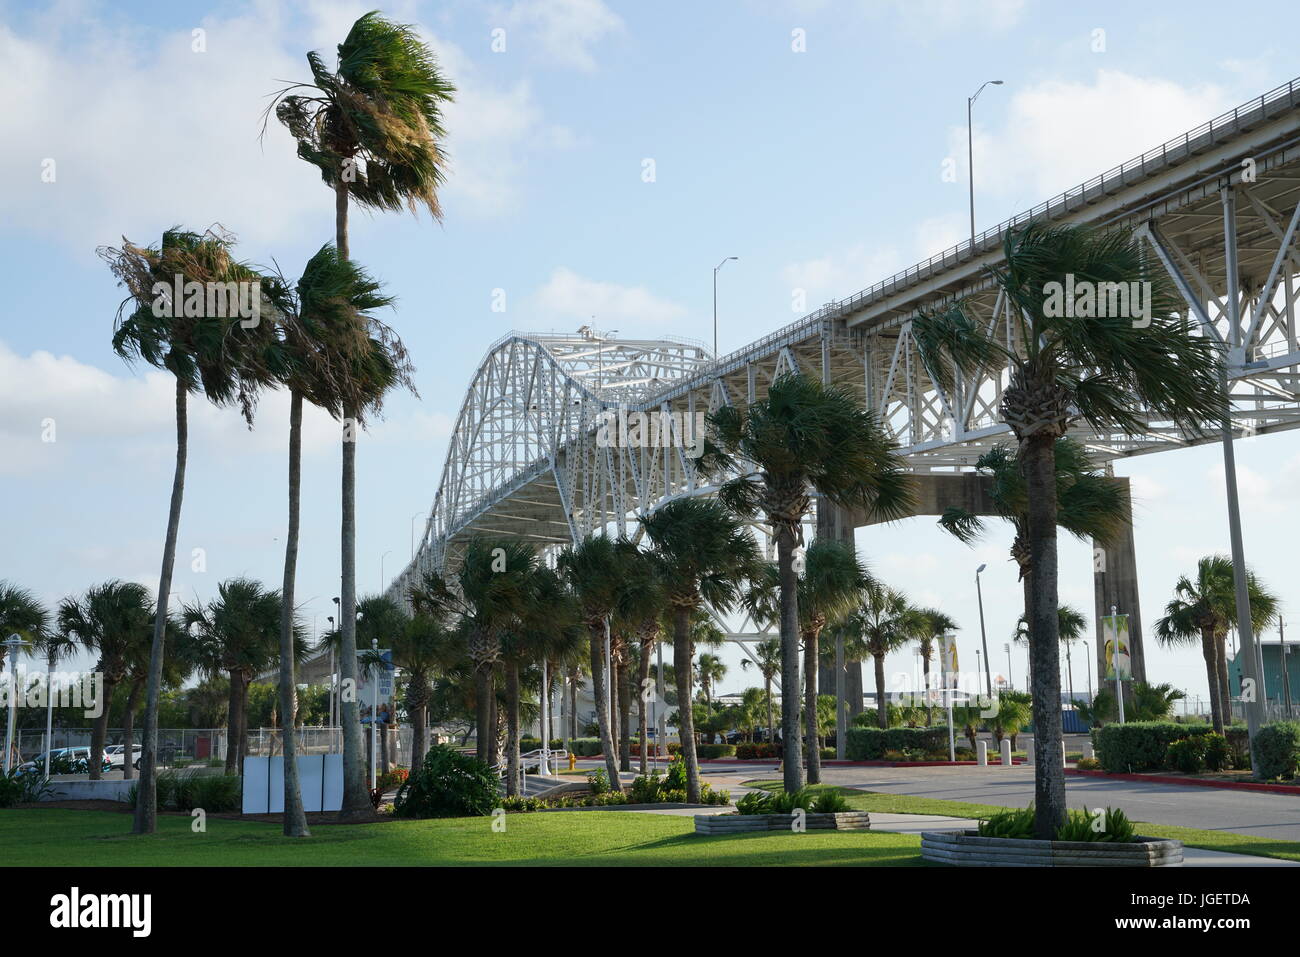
[{"left": 976, "top": 563, "right": 987, "bottom": 575}]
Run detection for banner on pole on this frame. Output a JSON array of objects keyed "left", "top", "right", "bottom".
[
  {"left": 1102, "top": 615, "right": 1131, "bottom": 681},
  {"left": 938, "top": 634, "right": 959, "bottom": 689}
]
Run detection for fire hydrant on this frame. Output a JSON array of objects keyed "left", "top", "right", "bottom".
[{"left": 568, "top": 752, "right": 577, "bottom": 771}]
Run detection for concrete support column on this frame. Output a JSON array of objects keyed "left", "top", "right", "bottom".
[{"left": 1092, "top": 478, "right": 1145, "bottom": 703}]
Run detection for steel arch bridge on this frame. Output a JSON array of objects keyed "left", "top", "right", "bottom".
[{"left": 389, "top": 76, "right": 1300, "bottom": 637}]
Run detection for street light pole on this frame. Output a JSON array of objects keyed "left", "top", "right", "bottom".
[
  {"left": 975, "top": 564, "right": 993, "bottom": 697},
  {"left": 3, "top": 635, "right": 31, "bottom": 774},
  {"left": 1082, "top": 640, "right": 1093, "bottom": 700},
  {"left": 713, "top": 257, "right": 738, "bottom": 358},
  {"left": 967, "top": 80, "right": 1004, "bottom": 249}
]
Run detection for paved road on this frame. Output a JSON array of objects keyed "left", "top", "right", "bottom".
[{"left": 569, "top": 758, "right": 1300, "bottom": 841}]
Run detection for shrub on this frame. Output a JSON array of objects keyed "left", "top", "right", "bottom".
[
  {"left": 1202, "top": 733, "right": 1232, "bottom": 772},
  {"left": 767, "top": 787, "right": 816, "bottom": 814},
  {"left": 1166, "top": 736, "right": 1207, "bottom": 774},
  {"left": 0, "top": 769, "right": 53, "bottom": 808},
  {"left": 394, "top": 744, "right": 499, "bottom": 818},
  {"left": 845, "top": 726, "right": 947, "bottom": 760},
  {"left": 1253, "top": 721, "right": 1300, "bottom": 780},
  {"left": 819, "top": 748, "right": 836, "bottom": 761},
  {"left": 977, "top": 806, "right": 1034, "bottom": 839},
  {"left": 1055, "top": 807, "right": 1136, "bottom": 843},
  {"left": 811, "top": 789, "right": 851, "bottom": 813},
  {"left": 734, "top": 742, "right": 778, "bottom": 760},
  {"left": 1094, "top": 722, "right": 1205, "bottom": 772},
  {"left": 735, "top": 791, "right": 772, "bottom": 815},
  {"left": 696, "top": 744, "right": 736, "bottom": 759},
  {"left": 629, "top": 771, "right": 662, "bottom": 804},
  {"left": 567, "top": 738, "right": 603, "bottom": 757},
  {"left": 1075, "top": 756, "right": 1101, "bottom": 771},
  {"left": 377, "top": 768, "right": 409, "bottom": 790},
  {"left": 586, "top": 768, "right": 610, "bottom": 795}
]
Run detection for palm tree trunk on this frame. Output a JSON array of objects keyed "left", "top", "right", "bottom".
[
  {"left": 133, "top": 377, "right": 187, "bottom": 834},
  {"left": 588, "top": 621, "right": 621, "bottom": 792},
  {"left": 765, "top": 677, "right": 775, "bottom": 751},
  {"left": 505, "top": 660, "right": 521, "bottom": 797},
  {"left": 568, "top": 673, "right": 577, "bottom": 741},
  {"left": 409, "top": 679, "right": 429, "bottom": 770},
  {"left": 224, "top": 670, "right": 242, "bottom": 774},
  {"left": 874, "top": 654, "right": 888, "bottom": 729},
  {"left": 922, "top": 654, "right": 933, "bottom": 726},
  {"left": 803, "top": 627, "right": 821, "bottom": 784},
  {"left": 1215, "top": 632, "right": 1233, "bottom": 727},
  {"left": 474, "top": 660, "right": 492, "bottom": 764},
  {"left": 121, "top": 679, "right": 142, "bottom": 782},
  {"left": 1203, "top": 629, "right": 1224, "bottom": 733},
  {"left": 337, "top": 398, "right": 370, "bottom": 819},
  {"left": 89, "top": 676, "right": 118, "bottom": 782},
  {"left": 1023, "top": 433, "right": 1067, "bottom": 839},
  {"left": 775, "top": 523, "right": 803, "bottom": 793},
  {"left": 671, "top": 606, "right": 701, "bottom": 802},
  {"left": 638, "top": 639, "right": 653, "bottom": 774},
  {"left": 617, "top": 657, "right": 632, "bottom": 772},
  {"left": 278, "top": 390, "right": 309, "bottom": 836}
]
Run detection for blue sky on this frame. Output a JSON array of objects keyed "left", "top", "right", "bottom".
[{"left": 3, "top": 0, "right": 1299, "bottom": 703}]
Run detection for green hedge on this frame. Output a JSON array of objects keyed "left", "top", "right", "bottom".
[
  {"left": 696, "top": 744, "right": 736, "bottom": 759},
  {"left": 845, "top": 726, "right": 948, "bottom": 760},
  {"left": 1092, "top": 722, "right": 1249, "bottom": 773},
  {"left": 1254, "top": 722, "right": 1300, "bottom": 780},
  {"left": 567, "top": 738, "right": 603, "bottom": 756}
]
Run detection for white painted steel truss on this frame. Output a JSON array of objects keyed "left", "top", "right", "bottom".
[{"left": 389, "top": 78, "right": 1300, "bottom": 622}]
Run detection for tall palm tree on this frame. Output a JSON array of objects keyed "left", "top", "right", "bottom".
[
  {"left": 270, "top": 11, "right": 451, "bottom": 820},
  {"left": 914, "top": 222, "right": 1226, "bottom": 837},
  {"left": 57, "top": 581, "right": 154, "bottom": 780},
  {"left": 1154, "top": 556, "right": 1277, "bottom": 733},
  {"left": 740, "top": 637, "right": 782, "bottom": 747},
  {"left": 1057, "top": 604, "right": 1087, "bottom": 706},
  {"left": 556, "top": 535, "right": 627, "bottom": 793},
  {"left": 911, "top": 608, "right": 958, "bottom": 725},
  {"left": 101, "top": 227, "right": 277, "bottom": 833},
  {"left": 641, "top": 499, "right": 762, "bottom": 802},
  {"left": 184, "top": 579, "right": 305, "bottom": 775},
  {"left": 262, "top": 244, "right": 393, "bottom": 835},
  {"left": 711, "top": 373, "right": 913, "bottom": 793}
]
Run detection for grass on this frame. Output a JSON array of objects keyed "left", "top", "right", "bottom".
[
  {"left": 747, "top": 781, "right": 1300, "bottom": 862},
  {"left": 0, "top": 807, "right": 926, "bottom": 867}
]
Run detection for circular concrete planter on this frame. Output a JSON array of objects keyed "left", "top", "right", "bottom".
[
  {"left": 921, "top": 829, "right": 1183, "bottom": 866},
  {"left": 695, "top": 810, "right": 871, "bottom": 835}
]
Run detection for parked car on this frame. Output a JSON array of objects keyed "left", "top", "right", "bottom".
[
  {"left": 104, "top": 744, "right": 142, "bottom": 769},
  {"left": 17, "top": 746, "right": 110, "bottom": 776}
]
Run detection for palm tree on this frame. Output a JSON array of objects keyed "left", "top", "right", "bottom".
[
  {"left": 270, "top": 11, "right": 451, "bottom": 820},
  {"left": 0, "top": 583, "right": 48, "bottom": 673},
  {"left": 613, "top": 540, "right": 666, "bottom": 773},
  {"left": 911, "top": 608, "right": 958, "bottom": 725},
  {"left": 711, "top": 372, "right": 913, "bottom": 793},
  {"left": 556, "top": 536, "right": 627, "bottom": 792},
  {"left": 1154, "top": 556, "right": 1277, "bottom": 733},
  {"left": 118, "top": 615, "right": 188, "bottom": 781},
  {"left": 184, "top": 579, "right": 305, "bottom": 775},
  {"left": 843, "top": 584, "right": 917, "bottom": 729},
  {"left": 641, "top": 499, "right": 762, "bottom": 802},
  {"left": 745, "top": 540, "right": 869, "bottom": 781},
  {"left": 740, "top": 637, "right": 782, "bottom": 747},
  {"left": 57, "top": 581, "right": 154, "bottom": 780},
  {"left": 695, "top": 654, "right": 727, "bottom": 711},
  {"left": 101, "top": 227, "right": 278, "bottom": 833},
  {"left": 914, "top": 222, "right": 1226, "bottom": 837},
  {"left": 417, "top": 539, "right": 539, "bottom": 770},
  {"left": 1057, "top": 604, "right": 1087, "bottom": 707},
  {"left": 262, "top": 244, "right": 394, "bottom": 836}
]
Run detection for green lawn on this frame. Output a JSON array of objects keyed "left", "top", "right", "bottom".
[
  {"left": 0, "top": 807, "right": 927, "bottom": 867},
  {"left": 748, "top": 781, "right": 1300, "bottom": 862}
]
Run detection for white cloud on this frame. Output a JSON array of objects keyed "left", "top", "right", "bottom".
[
  {"left": 533, "top": 267, "right": 688, "bottom": 326},
  {"left": 0, "top": 4, "right": 564, "bottom": 252},
  {"left": 500, "top": 0, "right": 624, "bottom": 72},
  {"left": 960, "top": 70, "right": 1234, "bottom": 207}
]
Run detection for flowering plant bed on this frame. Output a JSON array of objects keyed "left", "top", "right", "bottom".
[
  {"left": 694, "top": 811, "right": 870, "bottom": 835},
  {"left": 920, "top": 829, "right": 1183, "bottom": 866}
]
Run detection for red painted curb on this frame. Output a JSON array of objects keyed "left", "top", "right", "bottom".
[{"left": 1067, "top": 768, "right": 1300, "bottom": 794}]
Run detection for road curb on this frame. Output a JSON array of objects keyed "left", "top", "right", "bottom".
[{"left": 1067, "top": 768, "right": 1300, "bottom": 794}]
